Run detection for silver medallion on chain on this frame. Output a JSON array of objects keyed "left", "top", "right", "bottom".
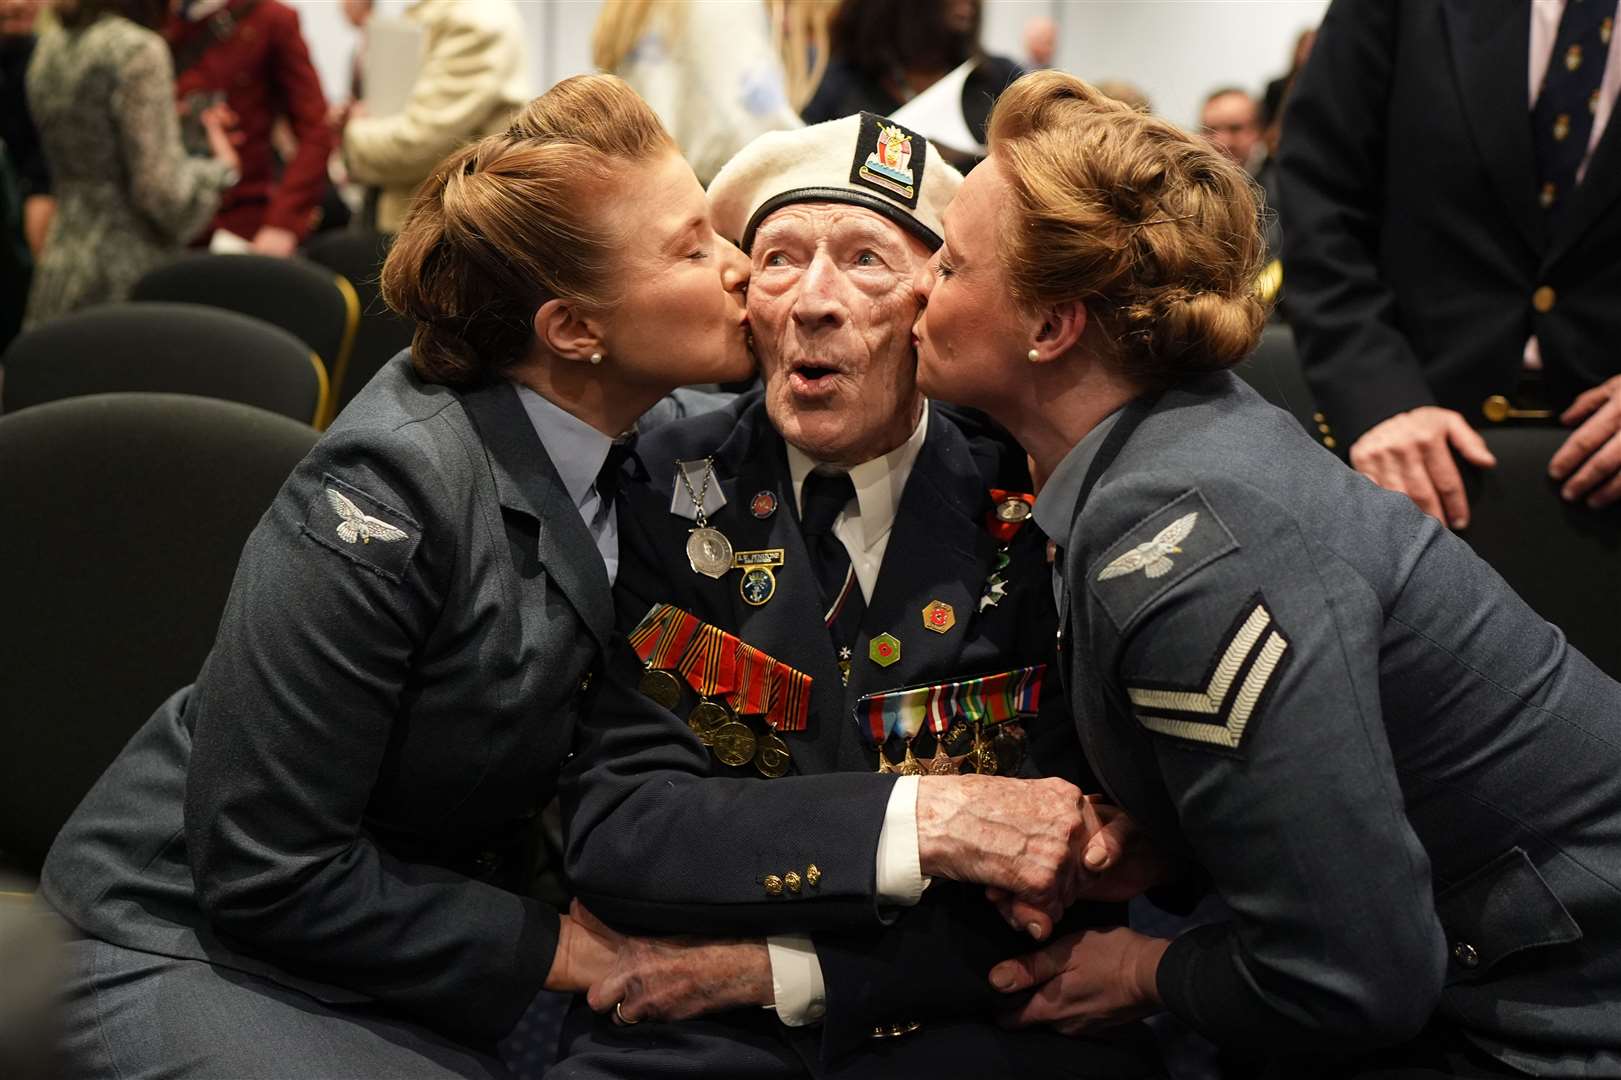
[{"left": 677, "top": 457, "right": 734, "bottom": 579}]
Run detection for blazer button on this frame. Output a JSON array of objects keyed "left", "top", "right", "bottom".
[
  {"left": 805, "top": 863, "right": 821, "bottom": 888},
  {"left": 577, "top": 671, "right": 593, "bottom": 693},
  {"left": 1452, "top": 941, "right": 1480, "bottom": 969},
  {"left": 763, "top": 874, "right": 784, "bottom": 897},
  {"left": 784, "top": 870, "right": 802, "bottom": 893},
  {"left": 1532, "top": 285, "right": 1556, "bottom": 313}
]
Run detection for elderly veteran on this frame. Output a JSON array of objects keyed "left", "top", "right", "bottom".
[{"left": 555, "top": 114, "right": 1160, "bottom": 1078}]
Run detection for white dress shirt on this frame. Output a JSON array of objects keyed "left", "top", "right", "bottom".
[{"left": 769, "top": 403, "right": 934, "bottom": 1026}]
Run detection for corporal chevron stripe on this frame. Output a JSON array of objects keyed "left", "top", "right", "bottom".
[{"left": 1128, "top": 601, "right": 1290, "bottom": 750}]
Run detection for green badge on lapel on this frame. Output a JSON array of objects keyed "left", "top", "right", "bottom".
[{"left": 869, "top": 633, "right": 902, "bottom": 667}]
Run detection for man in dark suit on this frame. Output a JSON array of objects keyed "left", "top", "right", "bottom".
[
  {"left": 1280, "top": 0, "right": 1621, "bottom": 526},
  {"left": 555, "top": 115, "right": 1158, "bottom": 1079}
]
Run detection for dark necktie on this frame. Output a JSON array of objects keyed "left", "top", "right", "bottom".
[
  {"left": 594, "top": 433, "right": 643, "bottom": 507},
  {"left": 800, "top": 471, "right": 865, "bottom": 651},
  {"left": 1532, "top": 0, "right": 1614, "bottom": 218}
]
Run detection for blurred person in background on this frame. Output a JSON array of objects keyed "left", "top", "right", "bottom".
[
  {"left": 591, "top": 0, "right": 806, "bottom": 186},
  {"left": 1199, "top": 86, "right": 1261, "bottom": 171},
  {"left": 801, "top": 0, "right": 1023, "bottom": 156},
  {"left": 1023, "top": 14, "right": 1056, "bottom": 69},
  {"left": 23, "top": 0, "right": 237, "bottom": 327},
  {"left": 162, "top": 0, "right": 333, "bottom": 256},
  {"left": 1, "top": 0, "right": 48, "bottom": 346},
  {"left": 340, "top": 0, "right": 527, "bottom": 234},
  {"left": 1282, "top": 0, "right": 1621, "bottom": 526},
  {"left": 1261, "top": 26, "right": 1315, "bottom": 152},
  {"left": 1095, "top": 78, "right": 1152, "bottom": 114}
]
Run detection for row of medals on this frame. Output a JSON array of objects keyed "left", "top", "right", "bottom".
[
  {"left": 883, "top": 720, "right": 1026, "bottom": 777},
  {"left": 640, "top": 666, "right": 793, "bottom": 779}
]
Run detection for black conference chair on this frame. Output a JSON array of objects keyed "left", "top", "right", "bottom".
[
  {"left": 0, "top": 393, "right": 318, "bottom": 875},
  {"left": 1234, "top": 324, "right": 1340, "bottom": 453},
  {"left": 1, "top": 302, "right": 327, "bottom": 425},
  {"left": 1461, "top": 425, "right": 1621, "bottom": 680},
  {"left": 131, "top": 252, "right": 358, "bottom": 427},
  {"left": 302, "top": 229, "right": 414, "bottom": 418}
]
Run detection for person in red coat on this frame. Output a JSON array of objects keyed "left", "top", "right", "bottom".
[{"left": 164, "top": 0, "right": 333, "bottom": 255}]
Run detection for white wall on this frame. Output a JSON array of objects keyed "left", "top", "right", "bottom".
[
  {"left": 288, "top": 0, "right": 1328, "bottom": 129},
  {"left": 1050, "top": 1, "right": 1329, "bottom": 127}
]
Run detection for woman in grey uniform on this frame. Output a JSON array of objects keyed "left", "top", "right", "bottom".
[
  {"left": 36, "top": 75, "right": 791, "bottom": 1080},
  {"left": 912, "top": 69, "right": 1621, "bottom": 1077}
]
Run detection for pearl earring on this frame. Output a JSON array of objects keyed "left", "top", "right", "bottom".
[
  {"left": 589, "top": 352, "right": 603, "bottom": 366},
  {"left": 1027, "top": 349, "right": 1040, "bottom": 363}
]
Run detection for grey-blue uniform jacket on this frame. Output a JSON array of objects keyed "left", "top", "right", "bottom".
[
  {"left": 563, "top": 391, "right": 1155, "bottom": 1074},
  {"left": 39, "top": 356, "right": 902, "bottom": 1049},
  {"left": 1047, "top": 371, "right": 1621, "bottom": 1074}
]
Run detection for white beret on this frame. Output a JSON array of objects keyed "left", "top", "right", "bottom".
[{"left": 708, "top": 112, "right": 964, "bottom": 253}]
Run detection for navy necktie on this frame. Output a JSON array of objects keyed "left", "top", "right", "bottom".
[
  {"left": 594, "top": 434, "right": 643, "bottom": 507},
  {"left": 1533, "top": 0, "right": 1614, "bottom": 218},
  {"left": 800, "top": 470, "right": 865, "bottom": 657}
]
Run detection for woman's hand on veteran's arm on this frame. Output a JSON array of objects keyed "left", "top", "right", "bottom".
[
  {"left": 575, "top": 904, "right": 774, "bottom": 1024},
  {"left": 991, "top": 926, "right": 1171, "bottom": 1037},
  {"left": 544, "top": 900, "right": 627, "bottom": 993}
]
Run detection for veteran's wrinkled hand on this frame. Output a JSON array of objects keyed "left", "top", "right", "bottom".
[
  {"left": 991, "top": 926, "right": 1170, "bottom": 1036},
  {"left": 585, "top": 922, "right": 774, "bottom": 1024},
  {"left": 1550, "top": 374, "right": 1621, "bottom": 508},
  {"left": 916, "top": 774, "right": 1098, "bottom": 940},
  {"left": 985, "top": 796, "right": 1178, "bottom": 935}
]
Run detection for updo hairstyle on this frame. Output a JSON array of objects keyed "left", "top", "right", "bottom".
[
  {"left": 986, "top": 71, "right": 1267, "bottom": 383},
  {"left": 380, "top": 74, "right": 675, "bottom": 386}
]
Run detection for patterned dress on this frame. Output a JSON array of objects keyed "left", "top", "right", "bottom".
[{"left": 23, "top": 15, "right": 230, "bottom": 326}]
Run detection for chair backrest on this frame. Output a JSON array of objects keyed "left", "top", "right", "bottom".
[
  {"left": 0, "top": 393, "right": 318, "bottom": 871},
  {"left": 1462, "top": 425, "right": 1621, "bottom": 680},
  {"left": 1, "top": 302, "right": 327, "bottom": 425},
  {"left": 301, "top": 230, "right": 415, "bottom": 419},
  {"left": 1234, "top": 324, "right": 1339, "bottom": 453},
  {"left": 130, "top": 253, "right": 358, "bottom": 426}
]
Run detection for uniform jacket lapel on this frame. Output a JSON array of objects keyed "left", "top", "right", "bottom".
[
  {"left": 459, "top": 379, "right": 614, "bottom": 647},
  {"left": 1549, "top": 107, "right": 1621, "bottom": 261},
  {"left": 704, "top": 409, "right": 849, "bottom": 774},
  {"left": 1441, "top": 0, "right": 1546, "bottom": 258},
  {"left": 848, "top": 411, "right": 996, "bottom": 708}
]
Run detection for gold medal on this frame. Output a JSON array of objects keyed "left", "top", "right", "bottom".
[
  {"left": 875, "top": 747, "right": 896, "bottom": 774},
  {"left": 897, "top": 743, "right": 925, "bottom": 776},
  {"left": 754, "top": 732, "right": 791, "bottom": 778},
  {"left": 712, "top": 721, "right": 757, "bottom": 767},
  {"left": 639, "top": 668, "right": 682, "bottom": 711},
  {"left": 994, "top": 727, "right": 1026, "bottom": 776},
  {"left": 687, "top": 700, "right": 731, "bottom": 745},
  {"left": 925, "top": 742, "right": 962, "bottom": 775}
]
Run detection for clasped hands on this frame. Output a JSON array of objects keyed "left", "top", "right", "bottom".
[{"left": 554, "top": 775, "right": 1175, "bottom": 1035}]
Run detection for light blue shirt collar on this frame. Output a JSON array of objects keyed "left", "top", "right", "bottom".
[
  {"left": 511, "top": 383, "right": 614, "bottom": 511},
  {"left": 1032, "top": 409, "right": 1124, "bottom": 547}
]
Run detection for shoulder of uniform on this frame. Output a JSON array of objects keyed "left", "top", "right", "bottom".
[
  {"left": 1075, "top": 471, "right": 1301, "bottom": 635},
  {"left": 633, "top": 391, "right": 765, "bottom": 494}
]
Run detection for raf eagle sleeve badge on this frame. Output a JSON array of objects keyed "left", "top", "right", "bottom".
[
  {"left": 1087, "top": 489, "right": 1238, "bottom": 630},
  {"left": 302, "top": 473, "right": 422, "bottom": 582}
]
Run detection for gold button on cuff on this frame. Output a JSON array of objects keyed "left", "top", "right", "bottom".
[
  {"left": 870, "top": 1020, "right": 923, "bottom": 1039},
  {"left": 1533, "top": 285, "right": 1557, "bottom": 313},
  {"left": 784, "top": 870, "right": 803, "bottom": 893},
  {"left": 763, "top": 874, "right": 784, "bottom": 897},
  {"left": 1453, "top": 942, "right": 1480, "bottom": 969},
  {"left": 1323, "top": 436, "right": 1337, "bottom": 450},
  {"left": 805, "top": 864, "right": 821, "bottom": 888}
]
